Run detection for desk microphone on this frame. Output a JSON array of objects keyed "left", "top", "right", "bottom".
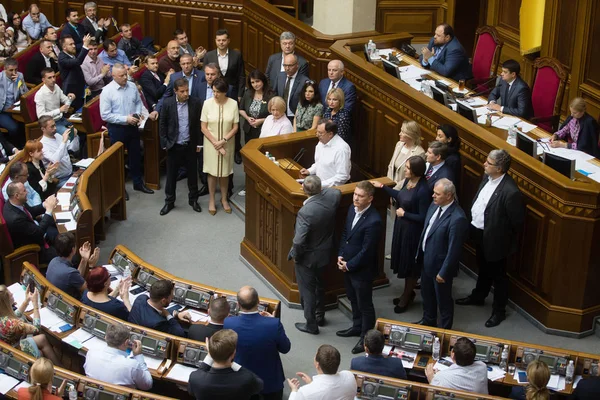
[
  {"left": 465, "top": 77, "right": 501, "bottom": 99},
  {"left": 537, "top": 139, "right": 551, "bottom": 152},
  {"left": 284, "top": 147, "right": 306, "bottom": 171}
]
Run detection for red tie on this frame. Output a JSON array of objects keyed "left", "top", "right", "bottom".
[
  {"left": 138, "top": 89, "right": 149, "bottom": 110},
  {"left": 23, "top": 207, "right": 34, "bottom": 221}
]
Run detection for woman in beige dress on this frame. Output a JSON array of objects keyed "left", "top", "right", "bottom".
[
  {"left": 386, "top": 120, "right": 425, "bottom": 189},
  {"left": 201, "top": 78, "right": 239, "bottom": 215}
]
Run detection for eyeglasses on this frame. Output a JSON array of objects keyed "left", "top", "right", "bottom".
[
  {"left": 485, "top": 160, "right": 497, "bottom": 166},
  {"left": 305, "top": 80, "right": 315, "bottom": 84}
]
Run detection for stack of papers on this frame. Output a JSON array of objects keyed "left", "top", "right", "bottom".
[
  {"left": 39, "top": 307, "right": 71, "bottom": 332},
  {"left": 516, "top": 120, "right": 537, "bottom": 133},
  {"left": 0, "top": 374, "right": 20, "bottom": 395},
  {"left": 54, "top": 211, "right": 77, "bottom": 231},
  {"left": 144, "top": 355, "right": 164, "bottom": 370},
  {"left": 487, "top": 365, "right": 507, "bottom": 381},
  {"left": 398, "top": 65, "right": 428, "bottom": 81},
  {"left": 74, "top": 158, "right": 94, "bottom": 169},
  {"left": 56, "top": 192, "right": 72, "bottom": 210},
  {"left": 166, "top": 363, "right": 197, "bottom": 382},
  {"left": 63, "top": 328, "right": 95, "bottom": 349},
  {"left": 547, "top": 374, "right": 566, "bottom": 391},
  {"left": 463, "top": 97, "right": 488, "bottom": 107},
  {"left": 7, "top": 283, "right": 33, "bottom": 312},
  {"left": 82, "top": 336, "right": 107, "bottom": 352},
  {"left": 492, "top": 116, "right": 522, "bottom": 130}
]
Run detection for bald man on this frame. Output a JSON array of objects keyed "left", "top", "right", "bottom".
[
  {"left": 318, "top": 59, "right": 356, "bottom": 112},
  {"left": 158, "top": 40, "right": 182, "bottom": 75},
  {"left": 224, "top": 286, "right": 291, "bottom": 400}
]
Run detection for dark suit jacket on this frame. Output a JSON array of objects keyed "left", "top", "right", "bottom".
[
  {"left": 426, "top": 163, "right": 456, "bottom": 191},
  {"left": 265, "top": 52, "right": 308, "bottom": 86},
  {"left": 188, "top": 322, "right": 223, "bottom": 342},
  {"left": 139, "top": 69, "right": 166, "bottom": 111},
  {"left": 128, "top": 295, "right": 185, "bottom": 337},
  {"left": 0, "top": 135, "right": 16, "bottom": 164},
  {"left": 318, "top": 77, "right": 357, "bottom": 112},
  {"left": 155, "top": 69, "right": 206, "bottom": 112},
  {"left": 419, "top": 36, "right": 473, "bottom": 82},
  {"left": 159, "top": 96, "right": 202, "bottom": 150},
  {"left": 416, "top": 201, "right": 468, "bottom": 279},
  {"left": 445, "top": 151, "right": 461, "bottom": 189},
  {"left": 288, "top": 188, "right": 342, "bottom": 266},
  {"left": 223, "top": 313, "right": 291, "bottom": 394},
  {"left": 571, "top": 376, "right": 600, "bottom": 400},
  {"left": 27, "top": 162, "right": 58, "bottom": 201},
  {"left": 339, "top": 205, "right": 382, "bottom": 281},
  {"left": 273, "top": 72, "right": 309, "bottom": 116},
  {"left": 80, "top": 17, "right": 107, "bottom": 44},
  {"left": 239, "top": 89, "right": 272, "bottom": 134},
  {"left": 203, "top": 49, "right": 246, "bottom": 98},
  {"left": 3, "top": 201, "right": 54, "bottom": 249},
  {"left": 472, "top": 174, "right": 524, "bottom": 261},
  {"left": 58, "top": 48, "right": 89, "bottom": 99},
  {"left": 25, "top": 52, "right": 58, "bottom": 85},
  {"left": 350, "top": 354, "right": 407, "bottom": 380},
  {"left": 488, "top": 77, "right": 533, "bottom": 120},
  {"left": 62, "top": 23, "right": 86, "bottom": 54},
  {"left": 559, "top": 113, "right": 599, "bottom": 157}
]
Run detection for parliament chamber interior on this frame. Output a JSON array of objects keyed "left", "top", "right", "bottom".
[{"left": 0, "top": 0, "right": 599, "bottom": 399}]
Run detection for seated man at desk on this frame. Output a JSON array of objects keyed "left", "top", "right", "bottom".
[
  {"left": 350, "top": 329, "right": 406, "bottom": 379},
  {"left": 84, "top": 322, "right": 153, "bottom": 390},
  {"left": 425, "top": 337, "right": 488, "bottom": 394},
  {"left": 419, "top": 23, "right": 472, "bottom": 82},
  {"left": 300, "top": 119, "right": 351, "bottom": 188},
  {"left": 487, "top": 59, "right": 533, "bottom": 120},
  {"left": 2, "top": 161, "right": 42, "bottom": 206},
  {"left": 128, "top": 279, "right": 192, "bottom": 337},
  {"left": 188, "top": 296, "right": 228, "bottom": 341},
  {"left": 38, "top": 115, "right": 79, "bottom": 188},
  {"left": 0, "top": 58, "right": 29, "bottom": 146},
  {"left": 34, "top": 69, "right": 77, "bottom": 135}
]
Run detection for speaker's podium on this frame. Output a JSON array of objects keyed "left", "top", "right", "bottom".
[{"left": 241, "top": 131, "right": 392, "bottom": 307}]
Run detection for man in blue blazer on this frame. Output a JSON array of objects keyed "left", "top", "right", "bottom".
[
  {"left": 351, "top": 329, "right": 407, "bottom": 379},
  {"left": 318, "top": 59, "right": 356, "bottom": 112},
  {"left": 424, "top": 141, "right": 456, "bottom": 191},
  {"left": 487, "top": 59, "right": 533, "bottom": 120},
  {"left": 416, "top": 178, "right": 468, "bottom": 329},
  {"left": 420, "top": 24, "right": 472, "bottom": 82},
  {"left": 337, "top": 181, "right": 382, "bottom": 354},
  {"left": 156, "top": 54, "right": 205, "bottom": 112},
  {"left": 224, "top": 286, "right": 291, "bottom": 400}
]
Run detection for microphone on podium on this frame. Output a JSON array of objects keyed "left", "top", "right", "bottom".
[{"left": 284, "top": 147, "right": 306, "bottom": 171}]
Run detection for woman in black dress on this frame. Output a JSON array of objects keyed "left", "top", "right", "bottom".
[
  {"left": 371, "top": 155, "right": 431, "bottom": 313},
  {"left": 239, "top": 70, "right": 274, "bottom": 144},
  {"left": 436, "top": 124, "right": 461, "bottom": 190}
]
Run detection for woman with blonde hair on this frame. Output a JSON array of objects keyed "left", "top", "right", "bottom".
[
  {"left": 550, "top": 97, "right": 599, "bottom": 157},
  {"left": 323, "top": 87, "right": 351, "bottom": 142},
  {"left": 0, "top": 285, "right": 61, "bottom": 366},
  {"left": 23, "top": 139, "right": 59, "bottom": 201},
  {"left": 510, "top": 360, "right": 552, "bottom": 400},
  {"left": 17, "top": 358, "right": 66, "bottom": 400},
  {"left": 260, "top": 96, "right": 293, "bottom": 138},
  {"left": 386, "top": 120, "right": 425, "bottom": 190}
]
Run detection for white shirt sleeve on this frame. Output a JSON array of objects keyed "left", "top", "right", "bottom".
[{"left": 131, "top": 354, "right": 153, "bottom": 391}]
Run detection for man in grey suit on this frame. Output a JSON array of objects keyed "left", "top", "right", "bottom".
[
  {"left": 487, "top": 59, "right": 533, "bottom": 119},
  {"left": 265, "top": 31, "right": 308, "bottom": 85},
  {"left": 288, "top": 175, "right": 341, "bottom": 334}
]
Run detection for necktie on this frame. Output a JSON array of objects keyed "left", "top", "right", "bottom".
[
  {"left": 331, "top": 81, "right": 336, "bottom": 90},
  {"left": 434, "top": 206, "right": 443, "bottom": 223},
  {"left": 0, "top": 143, "right": 6, "bottom": 158},
  {"left": 72, "top": 24, "right": 81, "bottom": 38},
  {"left": 152, "top": 72, "right": 160, "bottom": 81},
  {"left": 23, "top": 207, "right": 34, "bottom": 221},
  {"left": 425, "top": 165, "right": 434, "bottom": 180},
  {"left": 283, "top": 76, "right": 292, "bottom": 107},
  {"left": 504, "top": 84, "right": 510, "bottom": 103},
  {"left": 138, "top": 89, "right": 149, "bottom": 110}
]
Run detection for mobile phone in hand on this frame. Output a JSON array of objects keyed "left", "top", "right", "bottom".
[
  {"left": 132, "top": 113, "right": 140, "bottom": 120},
  {"left": 28, "top": 280, "right": 35, "bottom": 293}
]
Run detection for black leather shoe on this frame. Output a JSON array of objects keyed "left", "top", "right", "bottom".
[
  {"left": 414, "top": 319, "right": 437, "bottom": 327},
  {"left": 235, "top": 151, "right": 242, "bottom": 165},
  {"left": 295, "top": 322, "right": 319, "bottom": 335},
  {"left": 485, "top": 313, "right": 506, "bottom": 328},
  {"left": 336, "top": 327, "right": 361, "bottom": 337},
  {"left": 351, "top": 338, "right": 365, "bottom": 354},
  {"left": 198, "top": 185, "right": 209, "bottom": 197},
  {"left": 125, "top": 190, "right": 129, "bottom": 201},
  {"left": 160, "top": 203, "right": 174, "bottom": 216},
  {"left": 455, "top": 296, "right": 485, "bottom": 306},
  {"left": 133, "top": 183, "right": 154, "bottom": 194},
  {"left": 189, "top": 200, "right": 202, "bottom": 213},
  {"left": 316, "top": 316, "right": 325, "bottom": 327},
  {"left": 393, "top": 297, "right": 401, "bottom": 306}
]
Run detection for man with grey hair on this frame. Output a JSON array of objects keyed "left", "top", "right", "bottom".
[
  {"left": 265, "top": 31, "right": 308, "bottom": 85},
  {"left": 416, "top": 178, "right": 468, "bottom": 329},
  {"left": 81, "top": 2, "right": 111, "bottom": 43},
  {"left": 84, "top": 323, "right": 153, "bottom": 390},
  {"left": 456, "top": 149, "right": 524, "bottom": 328},
  {"left": 318, "top": 59, "right": 356, "bottom": 111},
  {"left": 288, "top": 175, "right": 342, "bottom": 334}
]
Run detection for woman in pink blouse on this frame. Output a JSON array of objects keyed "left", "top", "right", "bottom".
[
  {"left": 259, "top": 96, "right": 293, "bottom": 138},
  {"left": 550, "top": 97, "right": 599, "bottom": 157}
]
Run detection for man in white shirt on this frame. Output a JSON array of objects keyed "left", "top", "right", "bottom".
[
  {"left": 426, "top": 337, "right": 489, "bottom": 394},
  {"left": 300, "top": 120, "right": 351, "bottom": 188},
  {"left": 84, "top": 323, "right": 153, "bottom": 390},
  {"left": 287, "top": 344, "right": 356, "bottom": 400},
  {"left": 38, "top": 115, "right": 79, "bottom": 188},
  {"left": 34, "top": 69, "right": 76, "bottom": 135}
]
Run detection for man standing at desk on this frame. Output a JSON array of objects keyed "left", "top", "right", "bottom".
[
  {"left": 420, "top": 24, "right": 472, "bottom": 82},
  {"left": 300, "top": 119, "right": 351, "bottom": 188},
  {"left": 487, "top": 59, "right": 533, "bottom": 119}
]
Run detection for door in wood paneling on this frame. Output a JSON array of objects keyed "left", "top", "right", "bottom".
[
  {"left": 222, "top": 18, "right": 243, "bottom": 51},
  {"left": 516, "top": 204, "right": 546, "bottom": 291},
  {"left": 355, "top": 98, "right": 376, "bottom": 172},
  {"left": 189, "top": 15, "right": 210, "bottom": 50},
  {"left": 157, "top": 12, "right": 177, "bottom": 50},
  {"left": 126, "top": 8, "right": 146, "bottom": 37},
  {"left": 245, "top": 24, "right": 259, "bottom": 70},
  {"left": 554, "top": 0, "right": 577, "bottom": 69},
  {"left": 497, "top": 0, "right": 521, "bottom": 33},
  {"left": 583, "top": 0, "right": 600, "bottom": 89}
]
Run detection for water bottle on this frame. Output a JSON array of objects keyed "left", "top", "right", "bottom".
[
  {"left": 67, "top": 384, "right": 77, "bottom": 400},
  {"left": 499, "top": 345, "right": 509, "bottom": 371},
  {"left": 509, "top": 124, "right": 518, "bottom": 142},
  {"left": 123, "top": 265, "right": 131, "bottom": 279},
  {"left": 367, "top": 40, "right": 376, "bottom": 59},
  {"left": 265, "top": 151, "right": 271, "bottom": 158},
  {"left": 432, "top": 337, "right": 440, "bottom": 361},
  {"left": 566, "top": 360, "right": 574, "bottom": 384}
]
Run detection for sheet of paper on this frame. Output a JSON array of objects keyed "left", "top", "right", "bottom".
[
  {"left": 8, "top": 283, "right": 33, "bottom": 312},
  {"left": 546, "top": 374, "right": 565, "bottom": 391},
  {"left": 39, "top": 307, "right": 66, "bottom": 329},
  {"left": 63, "top": 328, "right": 94, "bottom": 347},
  {"left": 382, "top": 345, "right": 393, "bottom": 356},
  {"left": 516, "top": 120, "right": 538, "bottom": 133},
  {"left": 463, "top": 97, "right": 488, "bottom": 107},
  {"left": 54, "top": 211, "right": 74, "bottom": 221},
  {"left": 433, "top": 357, "right": 454, "bottom": 371},
  {"left": 166, "top": 363, "right": 197, "bottom": 382},
  {"left": 0, "top": 164, "right": 5, "bottom": 174},
  {"left": 13, "top": 381, "right": 31, "bottom": 391},
  {"left": 487, "top": 365, "right": 507, "bottom": 381},
  {"left": 187, "top": 309, "right": 209, "bottom": 323},
  {"left": 82, "top": 336, "right": 107, "bottom": 352},
  {"left": 142, "top": 355, "right": 164, "bottom": 370},
  {"left": 477, "top": 115, "right": 488, "bottom": 125},
  {"left": 12, "top": 106, "right": 20, "bottom": 111},
  {"left": 403, "top": 78, "right": 422, "bottom": 91},
  {"left": 475, "top": 107, "right": 490, "bottom": 116},
  {"left": 74, "top": 158, "right": 95, "bottom": 168},
  {"left": 56, "top": 192, "right": 71, "bottom": 208},
  {"left": 399, "top": 65, "right": 428, "bottom": 80},
  {"left": 389, "top": 349, "right": 418, "bottom": 369},
  {"left": 104, "top": 264, "right": 119, "bottom": 275},
  {"left": 64, "top": 220, "right": 77, "bottom": 231},
  {"left": 492, "top": 116, "right": 522, "bottom": 130},
  {"left": 0, "top": 374, "right": 20, "bottom": 394}
]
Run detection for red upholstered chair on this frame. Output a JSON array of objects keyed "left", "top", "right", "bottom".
[
  {"left": 132, "top": 65, "right": 146, "bottom": 81},
  {"left": 468, "top": 26, "right": 503, "bottom": 94},
  {"left": 20, "top": 83, "right": 41, "bottom": 124},
  {"left": 16, "top": 43, "right": 41, "bottom": 78},
  {"left": 82, "top": 97, "right": 105, "bottom": 134},
  {"left": 156, "top": 48, "right": 167, "bottom": 61},
  {"left": 530, "top": 57, "right": 568, "bottom": 132},
  {"left": 131, "top": 24, "right": 143, "bottom": 41}
]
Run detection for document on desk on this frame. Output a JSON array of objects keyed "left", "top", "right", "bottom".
[
  {"left": 8, "top": 283, "right": 33, "bottom": 312},
  {"left": 39, "top": 307, "right": 66, "bottom": 329},
  {"left": 546, "top": 374, "right": 565, "bottom": 391},
  {"left": 382, "top": 345, "right": 393, "bottom": 356},
  {"left": 166, "top": 363, "right": 197, "bottom": 382},
  {"left": 516, "top": 120, "right": 538, "bottom": 133},
  {"left": 398, "top": 65, "right": 428, "bottom": 81},
  {"left": 573, "top": 375, "right": 583, "bottom": 388},
  {"left": 433, "top": 357, "right": 454, "bottom": 371},
  {"left": 463, "top": 97, "right": 489, "bottom": 107},
  {"left": 487, "top": 365, "right": 507, "bottom": 381},
  {"left": 74, "top": 158, "right": 95, "bottom": 169},
  {"left": 492, "top": 116, "right": 522, "bottom": 130},
  {"left": 83, "top": 336, "right": 107, "bottom": 352},
  {"left": 0, "top": 373, "right": 20, "bottom": 395},
  {"left": 403, "top": 78, "right": 422, "bottom": 91},
  {"left": 13, "top": 381, "right": 31, "bottom": 392},
  {"left": 143, "top": 355, "right": 164, "bottom": 370},
  {"left": 389, "top": 348, "right": 418, "bottom": 369},
  {"left": 63, "top": 328, "right": 95, "bottom": 349},
  {"left": 56, "top": 192, "right": 72, "bottom": 209},
  {"left": 187, "top": 309, "right": 209, "bottom": 323}
]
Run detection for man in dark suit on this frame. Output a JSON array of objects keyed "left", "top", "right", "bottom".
[
  {"left": 350, "top": 329, "right": 407, "bottom": 379},
  {"left": 419, "top": 23, "right": 472, "bottom": 82},
  {"left": 424, "top": 141, "right": 455, "bottom": 191},
  {"left": 3, "top": 182, "right": 58, "bottom": 263},
  {"left": 157, "top": 54, "right": 206, "bottom": 111},
  {"left": 487, "top": 59, "right": 533, "bottom": 119},
  {"left": 265, "top": 31, "right": 308, "bottom": 85},
  {"left": 416, "top": 178, "right": 468, "bottom": 329},
  {"left": 337, "top": 181, "right": 382, "bottom": 354},
  {"left": 158, "top": 78, "right": 202, "bottom": 216},
  {"left": 318, "top": 59, "right": 356, "bottom": 112},
  {"left": 188, "top": 297, "right": 229, "bottom": 342},
  {"left": 273, "top": 54, "right": 309, "bottom": 123},
  {"left": 58, "top": 33, "right": 91, "bottom": 112},
  {"left": 571, "top": 367, "right": 600, "bottom": 400},
  {"left": 81, "top": 2, "right": 110, "bottom": 44},
  {"left": 63, "top": 8, "right": 86, "bottom": 54},
  {"left": 25, "top": 40, "right": 59, "bottom": 85},
  {"left": 224, "top": 286, "right": 291, "bottom": 400},
  {"left": 456, "top": 149, "right": 524, "bottom": 327},
  {"left": 288, "top": 175, "right": 342, "bottom": 334},
  {"left": 139, "top": 55, "right": 173, "bottom": 112}
]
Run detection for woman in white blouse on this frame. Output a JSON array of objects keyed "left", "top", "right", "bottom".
[
  {"left": 259, "top": 96, "right": 293, "bottom": 138},
  {"left": 386, "top": 120, "right": 425, "bottom": 189},
  {"left": 6, "top": 12, "right": 31, "bottom": 52}
]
